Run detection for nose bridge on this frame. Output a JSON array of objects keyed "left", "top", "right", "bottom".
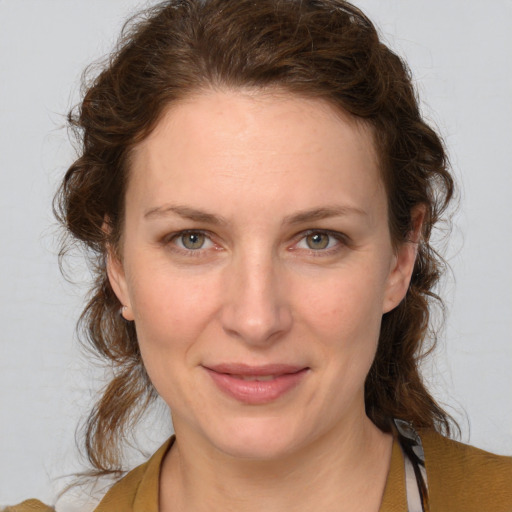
[{"left": 221, "top": 244, "right": 291, "bottom": 345}]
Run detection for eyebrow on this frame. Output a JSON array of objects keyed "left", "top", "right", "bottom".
[
  {"left": 283, "top": 205, "right": 368, "bottom": 225},
  {"left": 144, "top": 204, "right": 228, "bottom": 225},
  {"left": 144, "top": 203, "right": 366, "bottom": 225}
]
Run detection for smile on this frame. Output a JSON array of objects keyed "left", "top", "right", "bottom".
[{"left": 203, "top": 364, "right": 309, "bottom": 405}]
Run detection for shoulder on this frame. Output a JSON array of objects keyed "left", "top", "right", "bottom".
[
  {"left": 2, "top": 500, "right": 54, "bottom": 512},
  {"left": 94, "top": 437, "right": 173, "bottom": 512},
  {"left": 3, "top": 439, "right": 172, "bottom": 512},
  {"left": 421, "top": 429, "right": 512, "bottom": 511}
]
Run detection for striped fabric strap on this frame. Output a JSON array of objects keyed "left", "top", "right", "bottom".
[{"left": 394, "top": 419, "right": 429, "bottom": 512}]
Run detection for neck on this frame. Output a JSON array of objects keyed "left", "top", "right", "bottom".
[{"left": 159, "top": 415, "right": 393, "bottom": 512}]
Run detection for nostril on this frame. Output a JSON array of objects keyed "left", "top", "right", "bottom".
[{"left": 220, "top": 303, "right": 292, "bottom": 345}]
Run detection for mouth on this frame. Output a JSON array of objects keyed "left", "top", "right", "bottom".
[
  {"left": 202, "top": 363, "right": 309, "bottom": 405},
  {"left": 231, "top": 374, "right": 279, "bottom": 382}
]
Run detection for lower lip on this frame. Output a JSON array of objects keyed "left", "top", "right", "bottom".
[{"left": 205, "top": 368, "right": 308, "bottom": 405}]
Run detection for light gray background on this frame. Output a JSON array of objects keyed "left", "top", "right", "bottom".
[{"left": 1, "top": 0, "right": 511, "bottom": 508}]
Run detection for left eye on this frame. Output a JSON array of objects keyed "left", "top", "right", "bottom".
[
  {"left": 296, "top": 231, "right": 340, "bottom": 251},
  {"left": 174, "top": 231, "right": 214, "bottom": 250}
]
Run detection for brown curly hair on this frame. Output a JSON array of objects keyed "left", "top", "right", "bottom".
[{"left": 55, "top": 0, "right": 456, "bottom": 474}]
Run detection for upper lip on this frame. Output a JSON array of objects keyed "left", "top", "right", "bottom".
[{"left": 203, "top": 363, "right": 308, "bottom": 376}]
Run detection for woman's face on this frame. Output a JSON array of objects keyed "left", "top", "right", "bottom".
[{"left": 109, "top": 90, "right": 416, "bottom": 459}]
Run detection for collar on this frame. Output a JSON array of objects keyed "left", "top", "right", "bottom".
[
  {"left": 95, "top": 434, "right": 407, "bottom": 512},
  {"left": 95, "top": 437, "right": 174, "bottom": 512}
]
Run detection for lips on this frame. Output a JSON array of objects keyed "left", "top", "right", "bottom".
[{"left": 203, "top": 363, "right": 309, "bottom": 405}]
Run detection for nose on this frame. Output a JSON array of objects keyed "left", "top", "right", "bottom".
[{"left": 220, "top": 251, "right": 293, "bottom": 346}]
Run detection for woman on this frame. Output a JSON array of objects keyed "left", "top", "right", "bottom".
[{"left": 7, "top": 0, "right": 511, "bottom": 511}]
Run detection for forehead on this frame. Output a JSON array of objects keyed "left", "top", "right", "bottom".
[
  {"left": 127, "top": 89, "right": 385, "bottom": 221},
  {"left": 143, "top": 88, "right": 378, "bottom": 161}
]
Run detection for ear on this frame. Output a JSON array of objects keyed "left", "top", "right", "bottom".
[
  {"left": 107, "top": 249, "right": 134, "bottom": 321},
  {"left": 382, "top": 205, "right": 426, "bottom": 314},
  {"left": 103, "top": 222, "right": 135, "bottom": 322}
]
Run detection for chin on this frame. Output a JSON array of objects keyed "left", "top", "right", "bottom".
[{"left": 207, "top": 415, "right": 306, "bottom": 461}]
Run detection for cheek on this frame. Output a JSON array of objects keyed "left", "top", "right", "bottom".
[
  {"left": 126, "top": 262, "right": 221, "bottom": 354},
  {"left": 291, "top": 263, "right": 388, "bottom": 403},
  {"left": 294, "top": 264, "right": 387, "bottom": 342},
  {"left": 127, "top": 270, "right": 222, "bottom": 409}
]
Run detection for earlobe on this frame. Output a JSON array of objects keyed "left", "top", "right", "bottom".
[
  {"left": 120, "top": 304, "right": 133, "bottom": 321},
  {"left": 382, "top": 205, "right": 426, "bottom": 314},
  {"left": 106, "top": 248, "right": 135, "bottom": 321}
]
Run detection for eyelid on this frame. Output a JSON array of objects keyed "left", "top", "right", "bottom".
[
  {"left": 163, "top": 229, "right": 218, "bottom": 254},
  {"left": 291, "top": 229, "right": 349, "bottom": 254},
  {"left": 160, "top": 228, "right": 349, "bottom": 257}
]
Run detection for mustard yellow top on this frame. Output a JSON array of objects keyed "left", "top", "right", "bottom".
[{"left": 6, "top": 430, "right": 512, "bottom": 511}]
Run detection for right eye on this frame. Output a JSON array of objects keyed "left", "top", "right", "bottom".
[
  {"left": 160, "top": 229, "right": 222, "bottom": 261},
  {"left": 174, "top": 231, "right": 211, "bottom": 250}
]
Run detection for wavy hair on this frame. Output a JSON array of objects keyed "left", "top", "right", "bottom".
[{"left": 55, "top": 0, "right": 456, "bottom": 474}]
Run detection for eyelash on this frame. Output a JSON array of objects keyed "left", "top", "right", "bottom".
[
  {"left": 163, "top": 229, "right": 217, "bottom": 257},
  {"left": 162, "top": 229, "right": 348, "bottom": 257},
  {"left": 292, "top": 229, "right": 348, "bottom": 256}
]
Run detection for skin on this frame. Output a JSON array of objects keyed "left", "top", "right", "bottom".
[{"left": 108, "top": 89, "right": 421, "bottom": 512}]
